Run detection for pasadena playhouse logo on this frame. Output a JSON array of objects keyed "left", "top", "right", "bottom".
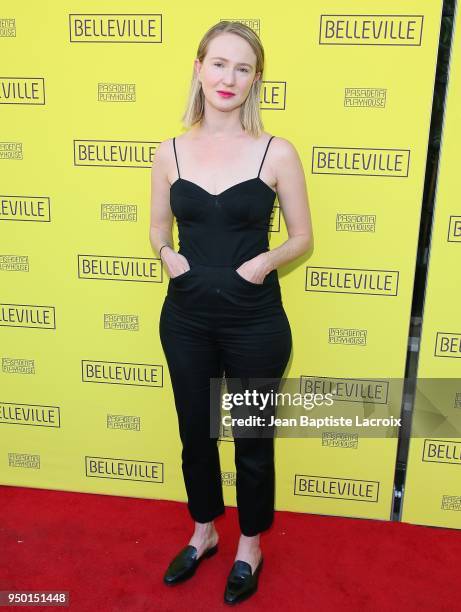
[
  {"left": 319, "top": 15, "right": 423, "bottom": 46},
  {"left": 0, "top": 142, "right": 23, "bottom": 160},
  {"left": 222, "top": 471, "right": 236, "bottom": 486},
  {"left": 441, "top": 495, "right": 461, "bottom": 512},
  {"left": 101, "top": 203, "right": 137, "bottom": 222},
  {"left": 2, "top": 358, "right": 35, "bottom": 375},
  {"left": 344, "top": 88, "right": 386, "bottom": 109},
  {"left": 98, "top": 82, "right": 136, "bottom": 102},
  {"left": 322, "top": 432, "right": 359, "bottom": 449},
  {"left": 104, "top": 313, "right": 139, "bottom": 331},
  {"left": 455, "top": 392, "right": 461, "bottom": 410},
  {"left": 0, "top": 255, "right": 29, "bottom": 271},
  {"left": 107, "top": 414, "right": 140, "bottom": 431},
  {"left": 336, "top": 213, "right": 376, "bottom": 232},
  {"left": 328, "top": 328, "right": 367, "bottom": 346},
  {"left": 8, "top": 453, "right": 40, "bottom": 469},
  {"left": 0, "top": 18, "right": 16, "bottom": 37},
  {"left": 0, "top": 196, "right": 51, "bottom": 222}
]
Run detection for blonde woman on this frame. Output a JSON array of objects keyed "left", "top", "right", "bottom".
[{"left": 150, "top": 20, "right": 312, "bottom": 605}]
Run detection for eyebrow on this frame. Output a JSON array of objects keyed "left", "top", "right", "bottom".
[{"left": 209, "top": 56, "right": 253, "bottom": 68}]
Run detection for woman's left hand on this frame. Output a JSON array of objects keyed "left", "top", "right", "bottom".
[{"left": 235, "top": 253, "right": 272, "bottom": 285}]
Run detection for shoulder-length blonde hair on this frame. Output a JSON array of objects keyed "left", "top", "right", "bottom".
[{"left": 181, "top": 21, "right": 265, "bottom": 138}]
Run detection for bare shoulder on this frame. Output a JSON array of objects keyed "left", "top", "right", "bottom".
[
  {"left": 269, "top": 135, "right": 300, "bottom": 162},
  {"left": 155, "top": 133, "right": 190, "bottom": 165},
  {"left": 152, "top": 137, "right": 178, "bottom": 184},
  {"left": 155, "top": 137, "right": 175, "bottom": 163}
]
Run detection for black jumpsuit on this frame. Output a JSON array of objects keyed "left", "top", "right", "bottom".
[{"left": 159, "top": 135, "right": 292, "bottom": 536}]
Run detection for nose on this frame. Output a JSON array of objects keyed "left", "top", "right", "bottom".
[{"left": 222, "top": 68, "right": 236, "bottom": 86}]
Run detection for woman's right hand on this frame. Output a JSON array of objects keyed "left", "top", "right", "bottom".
[{"left": 161, "top": 248, "right": 190, "bottom": 279}]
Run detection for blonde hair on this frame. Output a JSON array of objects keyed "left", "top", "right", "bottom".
[{"left": 181, "top": 21, "right": 265, "bottom": 137}]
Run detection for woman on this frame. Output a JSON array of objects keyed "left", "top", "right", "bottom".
[{"left": 150, "top": 20, "right": 312, "bottom": 605}]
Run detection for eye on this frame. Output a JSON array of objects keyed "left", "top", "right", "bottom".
[{"left": 213, "top": 62, "right": 249, "bottom": 73}]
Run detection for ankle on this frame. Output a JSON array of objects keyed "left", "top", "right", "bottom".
[
  {"left": 194, "top": 520, "right": 214, "bottom": 532},
  {"left": 238, "top": 534, "right": 260, "bottom": 549},
  {"left": 192, "top": 521, "right": 218, "bottom": 542}
]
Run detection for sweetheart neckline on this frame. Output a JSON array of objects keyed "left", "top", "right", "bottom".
[{"left": 170, "top": 176, "right": 276, "bottom": 198}]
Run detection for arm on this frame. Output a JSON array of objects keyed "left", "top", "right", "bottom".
[
  {"left": 149, "top": 139, "right": 190, "bottom": 278},
  {"left": 264, "top": 137, "right": 313, "bottom": 273}
]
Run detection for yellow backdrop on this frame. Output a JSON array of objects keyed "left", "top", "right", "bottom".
[{"left": 0, "top": 1, "right": 443, "bottom": 524}]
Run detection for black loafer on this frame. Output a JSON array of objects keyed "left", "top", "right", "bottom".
[
  {"left": 163, "top": 543, "right": 218, "bottom": 585},
  {"left": 223, "top": 557, "right": 263, "bottom": 605}
]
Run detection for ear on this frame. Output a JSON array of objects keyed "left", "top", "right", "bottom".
[
  {"left": 194, "top": 58, "right": 202, "bottom": 78},
  {"left": 253, "top": 71, "right": 261, "bottom": 83}
]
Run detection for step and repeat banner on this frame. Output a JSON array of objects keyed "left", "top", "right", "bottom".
[
  {"left": 0, "top": 2, "right": 443, "bottom": 524},
  {"left": 402, "top": 4, "right": 461, "bottom": 530}
]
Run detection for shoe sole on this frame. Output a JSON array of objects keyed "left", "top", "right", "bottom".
[{"left": 163, "top": 543, "right": 219, "bottom": 586}]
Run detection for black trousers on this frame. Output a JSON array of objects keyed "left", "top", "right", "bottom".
[{"left": 159, "top": 285, "right": 292, "bottom": 536}]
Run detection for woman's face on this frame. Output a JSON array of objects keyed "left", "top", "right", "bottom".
[{"left": 195, "top": 32, "right": 260, "bottom": 111}]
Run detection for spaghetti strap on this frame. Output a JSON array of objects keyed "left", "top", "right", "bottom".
[
  {"left": 172, "top": 137, "right": 180, "bottom": 179},
  {"left": 257, "top": 135, "right": 275, "bottom": 178}
]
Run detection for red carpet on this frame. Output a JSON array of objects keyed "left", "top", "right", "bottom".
[{"left": 1, "top": 484, "right": 460, "bottom": 611}]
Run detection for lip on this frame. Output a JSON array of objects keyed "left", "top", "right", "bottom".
[{"left": 217, "top": 91, "right": 236, "bottom": 98}]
